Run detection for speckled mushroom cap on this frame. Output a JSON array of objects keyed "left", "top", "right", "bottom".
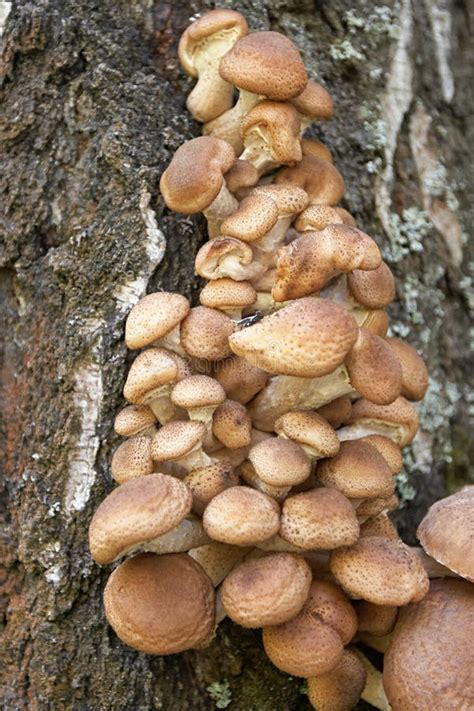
[
  {"left": 355, "top": 600, "right": 398, "bottom": 637},
  {"left": 123, "top": 348, "right": 178, "bottom": 405},
  {"left": 386, "top": 337, "right": 429, "bottom": 401},
  {"left": 248, "top": 436, "right": 311, "bottom": 487},
  {"left": 159, "top": 136, "right": 235, "bottom": 213},
  {"left": 363, "top": 309, "right": 389, "bottom": 337},
  {"left": 289, "top": 79, "right": 334, "bottom": 120},
  {"left": 359, "top": 512, "right": 399, "bottom": 540},
  {"left": 219, "top": 31, "right": 307, "bottom": 99},
  {"left": 294, "top": 204, "right": 344, "bottom": 232},
  {"left": 224, "top": 159, "right": 259, "bottom": 193},
  {"left": 275, "top": 155, "right": 345, "bottom": 205},
  {"left": 200, "top": 278, "right": 256, "bottom": 312},
  {"left": 104, "top": 553, "right": 215, "bottom": 654},
  {"left": 184, "top": 461, "right": 239, "bottom": 516},
  {"left": 344, "top": 329, "right": 402, "bottom": 405},
  {"left": 417, "top": 487, "right": 474, "bottom": 581},
  {"left": 170, "top": 374, "right": 225, "bottom": 419},
  {"left": 280, "top": 488, "right": 360, "bottom": 550},
  {"left": 125, "top": 292, "right": 190, "bottom": 350},
  {"left": 114, "top": 404, "right": 156, "bottom": 437},
  {"left": 330, "top": 536, "right": 429, "bottom": 606},
  {"left": 221, "top": 552, "right": 312, "bottom": 628},
  {"left": 203, "top": 486, "right": 280, "bottom": 545},
  {"left": 305, "top": 580, "right": 358, "bottom": 645},
  {"left": 240, "top": 101, "right": 302, "bottom": 164},
  {"left": 212, "top": 399, "right": 252, "bottom": 449},
  {"left": 220, "top": 192, "right": 279, "bottom": 241},
  {"left": 150, "top": 421, "right": 206, "bottom": 463},
  {"left": 356, "top": 493, "right": 399, "bottom": 519},
  {"left": 229, "top": 297, "right": 358, "bottom": 377},
  {"left": 347, "top": 261, "right": 395, "bottom": 309},
  {"left": 88, "top": 473, "right": 192, "bottom": 564},
  {"left": 252, "top": 184, "right": 309, "bottom": 217},
  {"left": 301, "top": 137, "right": 333, "bottom": 162},
  {"left": 274, "top": 411, "right": 340, "bottom": 459},
  {"left": 384, "top": 578, "right": 474, "bottom": 711},
  {"left": 214, "top": 356, "right": 269, "bottom": 404},
  {"left": 307, "top": 648, "right": 367, "bottom": 711},
  {"left": 195, "top": 237, "right": 255, "bottom": 281},
  {"left": 111, "top": 437, "right": 154, "bottom": 484},
  {"left": 317, "top": 440, "right": 394, "bottom": 500},
  {"left": 345, "top": 396, "right": 419, "bottom": 446},
  {"left": 180, "top": 306, "right": 236, "bottom": 361},
  {"left": 359, "top": 434, "right": 403, "bottom": 474},
  {"left": 316, "top": 396, "right": 352, "bottom": 429}
]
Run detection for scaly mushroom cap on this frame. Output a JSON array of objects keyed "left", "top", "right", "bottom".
[
  {"left": 316, "top": 396, "right": 352, "bottom": 429},
  {"left": 274, "top": 411, "right": 340, "bottom": 459},
  {"left": 344, "top": 329, "right": 402, "bottom": 405},
  {"left": 150, "top": 420, "right": 206, "bottom": 463},
  {"left": 248, "top": 436, "right": 311, "bottom": 487},
  {"left": 184, "top": 461, "right": 239, "bottom": 516},
  {"left": 170, "top": 374, "right": 225, "bottom": 418},
  {"left": 123, "top": 348, "right": 178, "bottom": 405},
  {"left": 301, "top": 137, "right": 333, "bottom": 162},
  {"left": 356, "top": 600, "right": 398, "bottom": 636},
  {"left": 214, "top": 356, "right": 269, "bottom": 404},
  {"left": 362, "top": 309, "right": 389, "bottom": 337},
  {"left": 203, "top": 486, "right": 280, "bottom": 545},
  {"left": 224, "top": 159, "right": 259, "bottom": 193},
  {"left": 240, "top": 101, "right": 302, "bottom": 164},
  {"left": 280, "top": 487, "right": 360, "bottom": 549},
  {"left": 384, "top": 579, "right": 474, "bottom": 710},
  {"left": 229, "top": 297, "right": 358, "bottom": 377},
  {"left": 252, "top": 184, "right": 309, "bottom": 216},
  {"left": 200, "top": 278, "right": 256, "bottom": 312},
  {"left": 212, "top": 399, "right": 252, "bottom": 449},
  {"left": 275, "top": 155, "right": 345, "bottom": 205},
  {"left": 307, "top": 648, "right": 367, "bottom": 711},
  {"left": 114, "top": 404, "right": 156, "bottom": 437},
  {"left": 317, "top": 440, "right": 394, "bottom": 500},
  {"left": 195, "top": 237, "right": 257, "bottom": 281},
  {"left": 290, "top": 79, "right": 334, "bottom": 120},
  {"left": 346, "top": 396, "right": 419, "bottom": 446},
  {"left": 294, "top": 204, "right": 344, "bottom": 232},
  {"left": 88, "top": 473, "right": 192, "bottom": 564},
  {"left": 219, "top": 31, "right": 308, "bottom": 99},
  {"left": 417, "top": 487, "right": 474, "bottom": 581},
  {"left": 104, "top": 553, "right": 215, "bottom": 654},
  {"left": 220, "top": 192, "right": 279, "bottom": 241},
  {"left": 330, "top": 536, "right": 429, "bottom": 606},
  {"left": 359, "top": 434, "right": 403, "bottom": 474},
  {"left": 125, "top": 292, "right": 190, "bottom": 350},
  {"left": 160, "top": 136, "right": 235, "bottom": 214},
  {"left": 359, "top": 512, "right": 400, "bottom": 540},
  {"left": 180, "top": 306, "right": 236, "bottom": 361},
  {"left": 347, "top": 262, "right": 395, "bottom": 309},
  {"left": 356, "top": 493, "right": 399, "bottom": 519},
  {"left": 385, "top": 338, "right": 429, "bottom": 401},
  {"left": 221, "top": 552, "right": 312, "bottom": 628},
  {"left": 273, "top": 225, "right": 381, "bottom": 301},
  {"left": 111, "top": 437, "right": 154, "bottom": 484}
]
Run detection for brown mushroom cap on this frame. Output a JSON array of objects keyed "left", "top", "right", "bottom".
[
  {"left": 123, "top": 348, "right": 178, "bottom": 405},
  {"left": 180, "top": 306, "right": 236, "bottom": 361},
  {"left": 316, "top": 396, "right": 352, "bottom": 429},
  {"left": 362, "top": 309, "right": 389, "bottom": 337},
  {"left": 194, "top": 236, "right": 258, "bottom": 282},
  {"left": 335, "top": 207, "right": 357, "bottom": 226},
  {"left": 307, "top": 648, "right": 367, "bottom": 711},
  {"left": 240, "top": 101, "right": 302, "bottom": 165},
  {"left": 301, "top": 137, "right": 333, "bottom": 162},
  {"left": 275, "top": 155, "right": 344, "bottom": 205},
  {"left": 280, "top": 488, "right": 360, "bottom": 550},
  {"left": 125, "top": 293, "right": 190, "bottom": 350},
  {"left": 317, "top": 440, "right": 394, "bottom": 500},
  {"left": 345, "top": 397, "right": 419, "bottom": 446},
  {"left": 220, "top": 192, "right": 279, "bottom": 242},
  {"left": 386, "top": 338, "right": 429, "bottom": 401},
  {"left": 224, "top": 159, "right": 259, "bottom": 193},
  {"left": 252, "top": 183, "right": 309, "bottom": 216},
  {"left": 229, "top": 297, "right": 358, "bottom": 378},
  {"left": 345, "top": 329, "right": 402, "bottom": 406},
  {"left": 383, "top": 578, "right": 474, "bottom": 710},
  {"left": 114, "top": 405, "right": 156, "bottom": 437},
  {"left": 219, "top": 31, "right": 307, "bottom": 100},
  {"left": 212, "top": 399, "right": 252, "bottom": 449},
  {"left": 294, "top": 204, "right": 344, "bottom": 232},
  {"left": 417, "top": 487, "right": 474, "bottom": 581},
  {"left": 290, "top": 79, "right": 333, "bottom": 120},
  {"left": 203, "top": 486, "right": 280, "bottom": 545},
  {"left": 200, "top": 278, "right": 256, "bottom": 312},
  {"left": 305, "top": 580, "right": 358, "bottom": 645},
  {"left": 111, "top": 437, "right": 154, "bottom": 484},
  {"left": 88, "top": 474, "right": 192, "bottom": 564},
  {"left": 170, "top": 374, "right": 225, "bottom": 418},
  {"left": 221, "top": 552, "right": 312, "bottom": 628},
  {"left": 359, "top": 434, "right": 403, "bottom": 474},
  {"left": 159, "top": 136, "right": 235, "bottom": 214},
  {"left": 360, "top": 512, "right": 399, "bottom": 540},
  {"left": 347, "top": 262, "right": 395, "bottom": 309},
  {"left": 274, "top": 411, "right": 340, "bottom": 459},
  {"left": 356, "top": 600, "right": 398, "bottom": 637},
  {"left": 330, "top": 536, "right": 429, "bottom": 606},
  {"left": 248, "top": 436, "right": 311, "bottom": 487},
  {"left": 184, "top": 461, "right": 239, "bottom": 516},
  {"left": 104, "top": 553, "right": 215, "bottom": 654},
  {"left": 150, "top": 421, "right": 206, "bottom": 463},
  {"left": 214, "top": 356, "right": 269, "bottom": 404},
  {"left": 356, "top": 493, "right": 399, "bottom": 519}
]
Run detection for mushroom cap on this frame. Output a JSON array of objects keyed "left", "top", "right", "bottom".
[
  {"left": 220, "top": 192, "right": 279, "bottom": 242},
  {"left": 184, "top": 461, "right": 239, "bottom": 516},
  {"left": 417, "top": 487, "right": 474, "bottom": 581},
  {"left": 229, "top": 297, "right": 359, "bottom": 377},
  {"left": 344, "top": 329, "right": 402, "bottom": 406},
  {"left": 104, "top": 553, "right": 215, "bottom": 654},
  {"left": 347, "top": 396, "right": 419, "bottom": 446},
  {"left": 275, "top": 155, "right": 345, "bottom": 205},
  {"left": 159, "top": 136, "right": 235, "bottom": 214},
  {"left": 294, "top": 204, "right": 344, "bottom": 232},
  {"left": 317, "top": 440, "right": 394, "bottom": 499},
  {"left": 248, "top": 436, "right": 311, "bottom": 487},
  {"left": 356, "top": 493, "right": 399, "bottom": 519},
  {"left": 359, "top": 512, "right": 399, "bottom": 540},
  {"left": 290, "top": 79, "right": 333, "bottom": 120},
  {"left": 219, "top": 31, "right": 307, "bottom": 100},
  {"left": 180, "top": 306, "right": 236, "bottom": 361},
  {"left": 362, "top": 309, "right": 390, "bottom": 337},
  {"left": 301, "top": 137, "right": 333, "bottom": 162},
  {"left": 385, "top": 338, "right": 429, "bottom": 401},
  {"left": 200, "top": 278, "right": 256, "bottom": 311},
  {"left": 114, "top": 404, "right": 156, "bottom": 437},
  {"left": 178, "top": 9, "right": 248, "bottom": 77},
  {"left": 125, "top": 292, "right": 190, "bottom": 349},
  {"left": 111, "top": 437, "right": 154, "bottom": 484},
  {"left": 305, "top": 579, "right": 358, "bottom": 645},
  {"left": 280, "top": 487, "right": 360, "bottom": 550},
  {"left": 151, "top": 420, "right": 207, "bottom": 462},
  {"left": 359, "top": 434, "right": 403, "bottom": 474},
  {"left": 252, "top": 183, "right": 309, "bottom": 216},
  {"left": 347, "top": 261, "right": 395, "bottom": 309},
  {"left": 316, "top": 396, "right": 352, "bottom": 429},
  {"left": 356, "top": 600, "right": 398, "bottom": 636},
  {"left": 195, "top": 236, "right": 255, "bottom": 281},
  {"left": 88, "top": 473, "right": 192, "bottom": 564},
  {"left": 221, "top": 552, "right": 312, "bottom": 628},
  {"left": 123, "top": 348, "right": 178, "bottom": 405},
  {"left": 274, "top": 411, "right": 340, "bottom": 459},
  {"left": 330, "top": 536, "right": 429, "bottom": 606},
  {"left": 212, "top": 399, "right": 252, "bottom": 449},
  {"left": 335, "top": 207, "right": 357, "bottom": 226},
  {"left": 203, "top": 486, "right": 280, "bottom": 545},
  {"left": 170, "top": 374, "right": 225, "bottom": 411},
  {"left": 240, "top": 101, "right": 302, "bottom": 164},
  {"left": 214, "top": 356, "right": 269, "bottom": 404},
  {"left": 384, "top": 578, "right": 474, "bottom": 710},
  {"left": 307, "top": 648, "right": 367, "bottom": 711},
  {"left": 224, "top": 159, "right": 259, "bottom": 193}
]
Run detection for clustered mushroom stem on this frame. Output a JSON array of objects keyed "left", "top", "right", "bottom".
[{"left": 354, "top": 651, "right": 391, "bottom": 711}]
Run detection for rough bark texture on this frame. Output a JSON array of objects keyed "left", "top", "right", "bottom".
[{"left": 1, "top": 1, "right": 472, "bottom": 709}]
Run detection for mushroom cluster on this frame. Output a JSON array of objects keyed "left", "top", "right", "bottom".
[{"left": 88, "top": 10, "right": 473, "bottom": 710}]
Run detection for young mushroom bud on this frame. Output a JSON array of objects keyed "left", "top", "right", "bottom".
[
  {"left": 274, "top": 411, "right": 340, "bottom": 463},
  {"left": 203, "top": 486, "right": 280, "bottom": 545},
  {"left": 170, "top": 374, "right": 225, "bottom": 424},
  {"left": 114, "top": 404, "right": 156, "bottom": 438},
  {"left": 275, "top": 154, "right": 345, "bottom": 206},
  {"left": 184, "top": 461, "right": 239, "bottom": 516},
  {"left": 178, "top": 10, "right": 248, "bottom": 122},
  {"left": 385, "top": 337, "right": 429, "bottom": 401},
  {"left": 212, "top": 399, "right": 252, "bottom": 449},
  {"left": 151, "top": 420, "right": 211, "bottom": 473},
  {"left": 125, "top": 292, "right": 190, "bottom": 355},
  {"left": 289, "top": 79, "right": 334, "bottom": 133},
  {"left": 111, "top": 436, "right": 154, "bottom": 484},
  {"left": 180, "top": 306, "right": 236, "bottom": 362},
  {"left": 123, "top": 347, "right": 179, "bottom": 423},
  {"left": 199, "top": 278, "right": 256, "bottom": 319},
  {"left": 307, "top": 648, "right": 367, "bottom": 711}
]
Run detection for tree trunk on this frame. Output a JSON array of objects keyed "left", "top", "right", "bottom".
[{"left": 1, "top": 1, "right": 472, "bottom": 708}]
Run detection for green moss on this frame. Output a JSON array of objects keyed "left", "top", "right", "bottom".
[{"left": 207, "top": 681, "right": 232, "bottom": 709}]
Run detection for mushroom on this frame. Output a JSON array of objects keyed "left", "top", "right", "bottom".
[
  {"left": 316, "top": 395, "right": 352, "bottom": 428},
  {"left": 274, "top": 411, "right": 340, "bottom": 463},
  {"left": 150, "top": 420, "right": 211, "bottom": 473},
  {"left": 125, "top": 292, "right": 190, "bottom": 355},
  {"left": 337, "top": 396, "right": 420, "bottom": 446},
  {"left": 212, "top": 399, "right": 252, "bottom": 449},
  {"left": 247, "top": 436, "right": 311, "bottom": 488},
  {"left": 275, "top": 154, "right": 345, "bottom": 206},
  {"left": 195, "top": 236, "right": 265, "bottom": 282},
  {"left": 180, "top": 306, "right": 236, "bottom": 362},
  {"left": 104, "top": 553, "right": 215, "bottom": 654},
  {"left": 359, "top": 512, "right": 399, "bottom": 540},
  {"left": 122, "top": 347, "right": 179, "bottom": 423},
  {"left": 289, "top": 79, "right": 334, "bottom": 133},
  {"left": 199, "top": 278, "right": 256, "bottom": 319},
  {"left": 184, "top": 461, "right": 239, "bottom": 516},
  {"left": 358, "top": 434, "right": 403, "bottom": 474},
  {"left": 213, "top": 355, "right": 269, "bottom": 404},
  {"left": 385, "top": 337, "right": 429, "bottom": 401},
  {"left": 355, "top": 600, "right": 398, "bottom": 637},
  {"left": 307, "top": 648, "right": 367, "bottom": 711},
  {"left": 301, "top": 137, "right": 333, "bottom": 162},
  {"left": 188, "top": 542, "right": 249, "bottom": 586},
  {"left": 203, "top": 486, "right": 280, "bottom": 545},
  {"left": 170, "top": 374, "right": 225, "bottom": 424},
  {"left": 294, "top": 204, "right": 344, "bottom": 232},
  {"left": 114, "top": 404, "right": 156, "bottom": 438},
  {"left": 224, "top": 159, "right": 259, "bottom": 198},
  {"left": 111, "top": 436, "right": 154, "bottom": 484},
  {"left": 178, "top": 9, "right": 248, "bottom": 122}
]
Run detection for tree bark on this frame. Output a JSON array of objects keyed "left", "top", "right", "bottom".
[{"left": 1, "top": 1, "right": 472, "bottom": 709}]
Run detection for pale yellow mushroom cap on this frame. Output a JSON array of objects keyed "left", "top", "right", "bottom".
[{"left": 125, "top": 292, "right": 190, "bottom": 350}]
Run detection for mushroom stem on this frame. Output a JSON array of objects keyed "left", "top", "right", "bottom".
[
  {"left": 148, "top": 394, "right": 177, "bottom": 424},
  {"left": 203, "top": 89, "right": 263, "bottom": 155},
  {"left": 353, "top": 650, "right": 391, "bottom": 711},
  {"left": 152, "top": 324, "right": 186, "bottom": 356},
  {"left": 336, "top": 422, "right": 405, "bottom": 445},
  {"left": 203, "top": 183, "right": 239, "bottom": 238},
  {"left": 177, "top": 447, "right": 214, "bottom": 472},
  {"left": 143, "top": 516, "right": 210, "bottom": 554}
]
